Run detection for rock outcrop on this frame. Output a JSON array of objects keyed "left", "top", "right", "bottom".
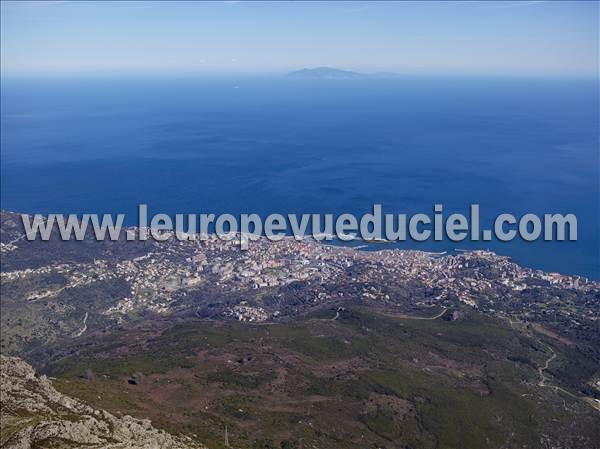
[{"left": 0, "top": 355, "right": 207, "bottom": 449}]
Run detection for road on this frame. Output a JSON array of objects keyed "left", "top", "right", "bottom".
[
  {"left": 74, "top": 312, "right": 89, "bottom": 337},
  {"left": 507, "top": 317, "right": 600, "bottom": 413},
  {"left": 393, "top": 308, "right": 448, "bottom": 320}
]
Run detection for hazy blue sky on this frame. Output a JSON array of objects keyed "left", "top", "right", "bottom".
[{"left": 1, "top": 1, "right": 598, "bottom": 76}]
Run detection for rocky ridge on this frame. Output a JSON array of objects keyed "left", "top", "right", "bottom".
[{"left": 0, "top": 355, "right": 207, "bottom": 449}]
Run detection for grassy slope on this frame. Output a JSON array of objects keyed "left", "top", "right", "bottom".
[{"left": 46, "top": 308, "right": 600, "bottom": 449}]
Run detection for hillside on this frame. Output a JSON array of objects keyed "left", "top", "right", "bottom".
[
  {"left": 1, "top": 210, "right": 599, "bottom": 448},
  {"left": 0, "top": 355, "right": 208, "bottom": 449}
]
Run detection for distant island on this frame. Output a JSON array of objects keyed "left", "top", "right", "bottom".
[{"left": 286, "top": 66, "right": 363, "bottom": 79}]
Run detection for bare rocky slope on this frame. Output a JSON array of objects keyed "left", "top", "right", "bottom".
[{"left": 0, "top": 355, "right": 208, "bottom": 449}]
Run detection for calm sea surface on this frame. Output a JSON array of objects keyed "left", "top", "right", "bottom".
[{"left": 1, "top": 76, "right": 598, "bottom": 279}]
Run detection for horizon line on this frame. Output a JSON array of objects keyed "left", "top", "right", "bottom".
[{"left": 1, "top": 68, "right": 598, "bottom": 80}]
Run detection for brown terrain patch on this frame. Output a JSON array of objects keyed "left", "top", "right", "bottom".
[{"left": 532, "top": 323, "right": 575, "bottom": 346}]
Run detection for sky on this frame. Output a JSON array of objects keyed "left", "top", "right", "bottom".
[{"left": 1, "top": 1, "right": 598, "bottom": 76}]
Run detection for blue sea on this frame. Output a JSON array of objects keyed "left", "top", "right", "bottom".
[{"left": 1, "top": 75, "right": 598, "bottom": 279}]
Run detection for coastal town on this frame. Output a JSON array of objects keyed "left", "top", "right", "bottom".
[{"left": 2, "top": 221, "right": 597, "bottom": 330}]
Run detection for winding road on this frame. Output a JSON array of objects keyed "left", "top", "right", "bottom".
[
  {"left": 507, "top": 317, "right": 600, "bottom": 413},
  {"left": 74, "top": 312, "right": 89, "bottom": 337}
]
